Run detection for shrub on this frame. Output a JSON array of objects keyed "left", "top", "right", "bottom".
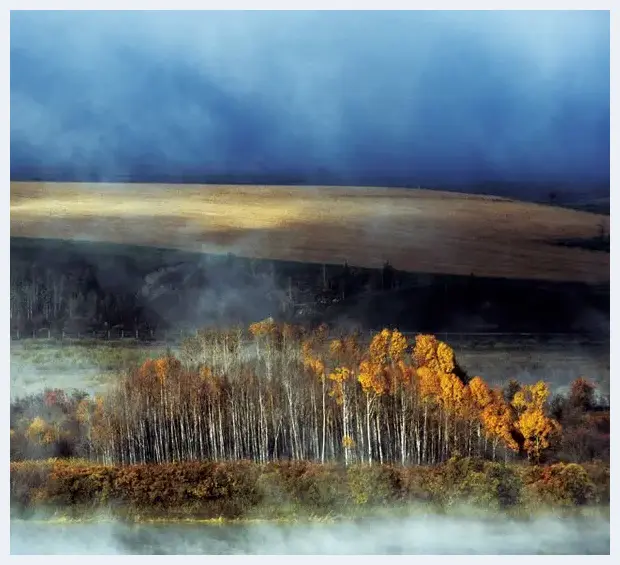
[{"left": 525, "top": 462, "right": 596, "bottom": 507}]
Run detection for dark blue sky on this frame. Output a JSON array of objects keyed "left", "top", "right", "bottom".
[{"left": 10, "top": 11, "right": 610, "bottom": 199}]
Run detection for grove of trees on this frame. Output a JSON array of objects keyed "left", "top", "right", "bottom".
[{"left": 10, "top": 321, "right": 609, "bottom": 468}]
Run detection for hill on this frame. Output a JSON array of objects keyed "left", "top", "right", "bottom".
[{"left": 11, "top": 182, "right": 609, "bottom": 284}]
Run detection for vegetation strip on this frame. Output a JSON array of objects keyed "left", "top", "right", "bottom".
[{"left": 11, "top": 322, "right": 609, "bottom": 520}]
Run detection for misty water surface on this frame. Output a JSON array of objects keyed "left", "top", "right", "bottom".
[{"left": 11, "top": 515, "right": 610, "bottom": 555}]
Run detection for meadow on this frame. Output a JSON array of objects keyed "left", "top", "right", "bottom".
[{"left": 11, "top": 182, "right": 609, "bottom": 284}]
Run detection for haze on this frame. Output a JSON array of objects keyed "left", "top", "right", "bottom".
[{"left": 10, "top": 10, "right": 610, "bottom": 199}]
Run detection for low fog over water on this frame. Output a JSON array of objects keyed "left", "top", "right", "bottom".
[{"left": 11, "top": 515, "right": 610, "bottom": 555}]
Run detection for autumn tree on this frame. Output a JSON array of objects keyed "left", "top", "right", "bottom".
[{"left": 512, "top": 382, "right": 561, "bottom": 462}]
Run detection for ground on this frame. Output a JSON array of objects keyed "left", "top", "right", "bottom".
[{"left": 11, "top": 182, "right": 609, "bottom": 284}]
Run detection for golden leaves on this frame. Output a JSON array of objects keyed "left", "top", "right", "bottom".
[
  {"left": 26, "top": 417, "right": 58, "bottom": 445},
  {"left": 468, "top": 376, "right": 492, "bottom": 410},
  {"left": 511, "top": 381, "right": 561, "bottom": 460},
  {"left": 512, "top": 381, "right": 550, "bottom": 412},
  {"left": 389, "top": 330, "right": 408, "bottom": 362},
  {"left": 413, "top": 334, "right": 455, "bottom": 375},
  {"left": 358, "top": 359, "right": 385, "bottom": 396},
  {"left": 328, "top": 367, "right": 352, "bottom": 405},
  {"left": 358, "top": 329, "right": 411, "bottom": 397},
  {"left": 302, "top": 338, "right": 327, "bottom": 382},
  {"left": 329, "top": 338, "right": 344, "bottom": 357},
  {"left": 417, "top": 366, "right": 441, "bottom": 402},
  {"left": 515, "top": 408, "right": 561, "bottom": 461},
  {"left": 480, "top": 391, "right": 519, "bottom": 452},
  {"left": 249, "top": 317, "right": 277, "bottom": 339},
  {"left": 342, "top": 435, "right": 356, "bottom": 450},
  {"left": 439, "top": 372, "right": 466, "bottom": 415}
]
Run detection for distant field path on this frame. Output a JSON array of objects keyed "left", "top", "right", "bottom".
[{"left": 10, "top": 182, "right": 610, "bottom": 283}]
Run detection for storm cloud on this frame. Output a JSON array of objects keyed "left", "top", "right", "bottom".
[{"left": 10, "top": 10, "right": 610, "bottom": 198}]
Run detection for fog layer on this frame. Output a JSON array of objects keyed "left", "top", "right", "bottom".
[{"left": 10, "top": 515, "right": 610, "bottom": 554}]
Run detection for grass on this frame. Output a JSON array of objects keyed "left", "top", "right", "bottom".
[
  {"left": 10, "top": 340, "right": 171, "bottom": 396},
  {"left": 11, "top": 182, "right": 609, "bottom": 284}
]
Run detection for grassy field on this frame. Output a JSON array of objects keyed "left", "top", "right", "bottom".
[
  {"left": 9, "top": 339, "right": 171, "bottom": 398},
  {"left": 10, "top": 182, "right": 609, "bottom": 284}
]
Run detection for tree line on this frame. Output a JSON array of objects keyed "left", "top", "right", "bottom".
[
  {"left": 10, "top": 321, "right": 609, "bottom": 467},
  {"left": 10, "top": 247, "right": 400, "bottom": 336}
]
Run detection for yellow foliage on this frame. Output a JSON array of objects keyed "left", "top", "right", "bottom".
[
  {"left": 26, "top": 417, "right": 55, "bottom": 445},
  {"left": 342, "top": 435, "right": 356, "bottom": 450},
  {"left": 468, "top": 376, "right": 492, "bottom": 410},
  {"left": 249, "top": 317, "right": 278, "bottom": 339},
  {"left": 388, "top": 330, "right": 408, "bottom": 362},
  {"left": 413, "top": 334, "right": 455, "bottom": 375},
  {"left": 358, "top": 329, "right": 411, "bottom": 397},
  {"left": 417, "top": 365, "right": 441, "bottom": 402},
  {"left": 515, "top": 408, "right": 561, "bottom": 461},
  {"left": 328, "top": 367, "right": 352, "bottom": 405},
  {"left": 301, "top": 339, "right": 326, "bottom": 382},
  {"left": 509, "top": 380, "right": 559, "bottom": 459},
  {"left": 358, "top": 360, "right": 385, "bottom": 396},
  {"left": 512, "top": 381, "right": 550, "bottom": 413},
  {"left": 439, "top": 372, "right": 466, "bottom": 414},
  {"left": 329, "top": 338, "right": 343, "bottom": 356}
]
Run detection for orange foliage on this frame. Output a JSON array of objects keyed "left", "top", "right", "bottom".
[
  {"left": 468, "top": 377, "right": 493, "bottom": 411},
  {"left": 358, "top": 329, "right": 411, "bottom": 396},
  {"left": 417, "top": 366, "right": 441, "bottom": 403},
  {"left": 481, "top": 391, "right": 519, "bottom": 453}
]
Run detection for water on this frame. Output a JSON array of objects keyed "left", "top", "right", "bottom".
[{"left": 10, "top": 515, "right": 610, "bottom": 554}]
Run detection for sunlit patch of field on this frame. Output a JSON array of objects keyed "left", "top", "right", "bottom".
[{"left": 11, "top": 182, "right": 609, "bottom": 284}]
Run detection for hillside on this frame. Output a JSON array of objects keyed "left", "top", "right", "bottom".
[{"left": 10, "top": 182, "right": 609, "bottom": 284}]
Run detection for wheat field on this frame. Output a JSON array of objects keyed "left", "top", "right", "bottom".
[{"left": 10, "top": 182, "right": 609, "bottom": 283}]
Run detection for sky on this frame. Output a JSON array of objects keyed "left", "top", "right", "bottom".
[{"left": 10, "top": 10, "right": 610, "bottom": 199}]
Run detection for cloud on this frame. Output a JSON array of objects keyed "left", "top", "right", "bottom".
[{"left": 10, "top": 11, "right": 610, "bottom": 194}]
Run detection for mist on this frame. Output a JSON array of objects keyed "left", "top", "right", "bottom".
[
  {"left": 10, "top": 10, "right": 610, "bottom": 199},
  {"left": 10, "top": 513, "right": 610, "bottom": 554}
]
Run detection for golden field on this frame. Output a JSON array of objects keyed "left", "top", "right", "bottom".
[{"left": 10, "top": 182, "right": 609, "bottom": 283}]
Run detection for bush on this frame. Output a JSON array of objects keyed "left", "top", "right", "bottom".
[
  {"left": 9, "top": 459, "right": 607, "bottom": 520},
  {"left": 483, "top": 462, "right": 523, "bottom": 508},
  {"left": 346, "top": 465, "right": 399, "bottom": 507},
  {"left": 525, "top": 462, "right": 596, "bottom": 507}
]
